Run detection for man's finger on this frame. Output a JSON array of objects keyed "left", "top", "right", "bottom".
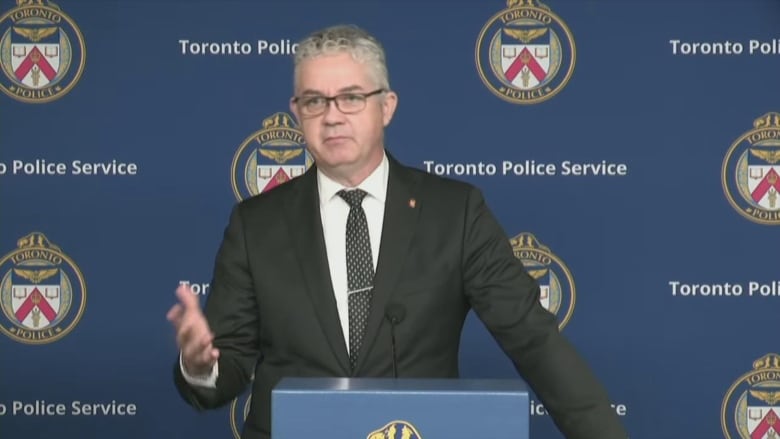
[
  {"left": 166, "top": 304, "right": 184, "bottom": 327},
  {"left": 175, "top": 284, "right": 201, "bottom": 312},
  {"left": 198, "top": 347, "right": 220, "bottom": 369},
  {"left": 196, "top": 331, "right": 213, "bottom": 352}
]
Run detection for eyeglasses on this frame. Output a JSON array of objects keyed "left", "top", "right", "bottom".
[{"left": 292, "top": 88, "right": 386, "bottom": 117}]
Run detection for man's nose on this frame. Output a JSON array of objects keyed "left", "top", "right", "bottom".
[{"left": 322, "top": 99, "right": 346, "bottom": 123}]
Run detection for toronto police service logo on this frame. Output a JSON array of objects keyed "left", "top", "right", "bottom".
[
  {"left": 0, "top": 232, "right": 86, "bottom": 344},
  {"left": 475, "top": 0, "right": 576, "bottom": 104},
  {"left": 231, "top": 112, "right": 313, "bottom": 201},
  {"left": 722, "top": 112, "right": 780, "bottom": 225},
  {"left": 367, "top": 420, "right": 423, "bottom": 439},
  {"left": 511, "top": 232, "right": 575, "bottom": 329},
  {"left": 721, "top": 353, "right": 780, "bottom": 438},
  {"left": 0, "top": 0, "right": 86, "bottom": 103}
]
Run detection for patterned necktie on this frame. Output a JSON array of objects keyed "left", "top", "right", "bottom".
[{"left": 337, "top": 188, "right": 374, "bottom": 371}]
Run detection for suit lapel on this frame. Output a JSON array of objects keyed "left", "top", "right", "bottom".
[
  {"left": 355, "top": 156, "right": 422, "bottom": 372},
  {"left": 284, "top": 167, "right": 351, "bottom": 373}
]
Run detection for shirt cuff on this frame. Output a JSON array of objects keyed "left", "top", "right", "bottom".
[{"left": 179, "top": 352, "right": 218, "bottom": 388}]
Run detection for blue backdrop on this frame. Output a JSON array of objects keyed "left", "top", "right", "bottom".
[{"left": 1, "top": 0, "right": 779, "bottom": 438}]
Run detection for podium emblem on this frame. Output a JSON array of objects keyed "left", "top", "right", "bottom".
[
  {"left": 367, "top": 420, "right": 423, "bottom": 439},
  {"left": 722, "top": 353, "right": 780, "bottom": 438},
  {"left": 231, "top": 112, "right": 313, "bottom": 201}
]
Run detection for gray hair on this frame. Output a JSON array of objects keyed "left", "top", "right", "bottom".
[{"left": 293, "top": 24, "right": 390, "bottom": 90}]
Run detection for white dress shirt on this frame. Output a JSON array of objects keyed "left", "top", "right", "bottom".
[
  {"left": 181, "top": 153, "right": 389, "bottom": 387},
  {"left": 318, "top": 153, "right": 388, "bottom": 352}
]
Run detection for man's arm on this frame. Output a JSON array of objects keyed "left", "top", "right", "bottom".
[
  {"left": 171, "top": 203, "right": 260, "bottom": 410},
  {"left": 460, "top": 187, "right": 628, "bottom": 439}
]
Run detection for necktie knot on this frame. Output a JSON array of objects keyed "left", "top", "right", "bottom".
[{"left": 338, "top": 189, "right": 368, "bottom": 208}]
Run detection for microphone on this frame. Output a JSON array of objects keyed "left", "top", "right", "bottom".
[{"left": 384, "top": 304, "right": 406, "bottom": 378}]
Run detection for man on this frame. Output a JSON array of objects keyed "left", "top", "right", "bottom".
[{"left": 168, "top": 24, "right": 628, "bottom": 439}]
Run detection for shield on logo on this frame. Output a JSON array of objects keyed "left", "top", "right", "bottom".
[
  {"left": 10, "top": 25, "right": 61, "bottom": 88},
  {"left": 11, "top": 267, "right": 61, "bottom": 329},
  {"left": 255, "top": 147, "right": 307, "bottom": 193},
  {"left": 500, "top": 26, "right": 551, "bottom": 89},
  {"left": 746, "top": 388, "right": 780, "bottom": 438},
  {"left": 528, "top": 267, "right": 551, "bottom": 310},
  {"left": 746, "top": 149, "right": 780, "bottom": 210}
]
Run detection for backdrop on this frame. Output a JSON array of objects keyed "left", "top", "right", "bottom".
[{"left": 1, "top": 0, "right": 779, "bottom": 438}]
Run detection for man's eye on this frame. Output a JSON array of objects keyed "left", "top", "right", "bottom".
[
  {"left": 304, "top": 97, "right": 325, "bottom": 106},
  {"left": 342, "top": 94, "right": 361, "bottom": 102}
]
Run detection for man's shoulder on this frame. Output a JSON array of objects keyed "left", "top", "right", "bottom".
[{"left": 233, "top": 172, "right": 309, "bottom": 215}]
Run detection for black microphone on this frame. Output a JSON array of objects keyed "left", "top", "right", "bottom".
[{"left": 384, "top": 303, "right": 406, "bottom": 378}]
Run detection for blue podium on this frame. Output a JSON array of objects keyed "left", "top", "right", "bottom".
[{"left": 271, "top": 377, "right": 529, "bottom": 438}]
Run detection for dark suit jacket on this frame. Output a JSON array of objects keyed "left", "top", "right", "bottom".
[{"left": 173, "top": 153, "right": 627, "bottom": 439}]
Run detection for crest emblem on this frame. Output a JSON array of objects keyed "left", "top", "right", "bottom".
[
  {"left": 231, "top": 112, "right": 313, "bottom": 201},
  {"left": 0, "top": 0, "right": 86, "bottom": 103},
  {"left": 0, "top": 232, "right": 86, "bottom": 344},
  {"left": 510, "top": 232, "right": 575, "bottom": 329},
  {"left": 722, "top": 353, "right": 780, "bottom": 438},
  {"left": 367, "top": 420, "right": 423, "bottom": 439},
  {"left": 722, "top": 112, "right": 780, "bottom": 225},
  {"left": 229, "top": 387, "right": 252, "bottom": 439},
  {"left": 475, "top": 0, "right": 576, "bottom": 104}
]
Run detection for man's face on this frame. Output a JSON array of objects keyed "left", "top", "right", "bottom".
[{"left": 290, "top": 51, "right": 397, "bottom": 183}]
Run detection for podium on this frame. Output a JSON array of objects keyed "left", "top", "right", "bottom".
[{"left": 271, "top": 377, "right": 529, "bottom": 438}]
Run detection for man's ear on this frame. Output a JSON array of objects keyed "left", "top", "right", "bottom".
[{"left": 381, "top": 91, "right": 398, "bottom": 127}]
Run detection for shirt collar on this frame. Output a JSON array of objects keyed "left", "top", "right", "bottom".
[{"left": 317, "top": 152, "right": 389, "bottom": 206}]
